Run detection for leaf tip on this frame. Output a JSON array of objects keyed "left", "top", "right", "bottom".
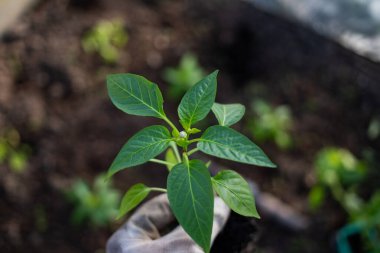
[
  {"left": 268, "top": 161, "right": 277, "bottom": 168},
  {"left": 212, "top": 69, "right": 219, "bottom": 76}
]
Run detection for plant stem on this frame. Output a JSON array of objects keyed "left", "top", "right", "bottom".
[
  {"left": 150, "top": 187, "right": 167, "bottom": 193},
  {"left": 149, "top": 158, "right": 175, "bottom": 166},
  {"left": 187, "top": 147, "right": 199, "bottom": 156},
  {"left": 183, "top": 152, "right": 189, "bottom": 167},
  {"left": 170, "top": 141, "right": 182, "bottom": 163},
  {"left": 162, "top": 116, "right": 180, "bottom": 133}
]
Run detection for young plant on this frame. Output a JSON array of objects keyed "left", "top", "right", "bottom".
[
  {"left": 0, "top": 128, "right": 30, "bottom": 173},
  {"left": 309, "top": 147, "right": 380, "bottom": 252},
  {"left": 249, "top": 100, "right": 293, "bottom": 150},
  {"left": 368, "top": 116, "right": 380, "bottom": 140},
  {"left": 163, "top": 53, "right": 205, "bottom": 99},
  {"left": 82, "top": 19, "right": 128, "bottom": 64},
  {"left": 338, "top": 191, "right": 380, "bottom": 253},
  {"left": 106, "top": 70, "right": 276, "bottom": 252},
  {"left": 66, "top": 174, "right": 120, "bottom": 227},
  {"left": 308, "top": 147, "right": 367, "bottom": 211}
]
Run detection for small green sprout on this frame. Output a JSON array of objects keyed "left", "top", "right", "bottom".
[
  {"left": 105, "top": 70, "right": 276, "bottom": 252},
  {"left": 82, "top": 19, "right": 128, "bottom": 64},
  {"left": 0, "top": 128, "right": 30, "bottom": 173},
  {"left": 309, "top": 147, "right": 367, "bottom": 211},
  {"left": 310, "top": 147, "right": 380, "bottom": 252},
  {"left": 66, "top": 174, "right": 120, "bottom": 227},
  {"left": 163, "top": 53, "right": 205, "bottom": 99},
  {"left": 368, "top": 117, "right": 380, "bottom": 140},
  {"left": 249, "top": 100, "right": 293, "bottom": 150}
]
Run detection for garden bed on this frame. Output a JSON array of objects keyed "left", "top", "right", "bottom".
[{"left": 0, "top": 0, "right": 379, "bottom": 252}]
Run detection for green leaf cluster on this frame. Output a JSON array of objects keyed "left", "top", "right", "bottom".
[
  {"left": 106, "top": 70, "right": 276, "bottom": 252},
  {"left": 66, "top": 174, "right": 121, "bottom": 227},
  {"left": 82, "top": 19, "right": 128, "bottom": 64},
  {"left": 163, "top": 53, "right": 205, "bottom": 99},
  {"left": 309, "top": 147, "right": 380, "bottom": 252},
  {"left": 309, "top": 147, "right": 367, "bottom": 211},
  {"left": 249, "top": 100, "right": 293, "bottom": 150},
  {"left": 0, "top": 128, "right": 31, "bottom": 173}
]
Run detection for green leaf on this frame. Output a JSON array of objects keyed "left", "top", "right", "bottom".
[
  {"left": 211, "top": 103, "right": 245, "bottom": 127},
  {"left": 118, "top": 183, "right": 151, "bottom": 219},
  {"left": 212, "top": 170, "right": 259, "bottom": 218},
  {"left": 165, "top": 148, "right": 177, "bottom": 171},
  {"left": 308, "top": 185, "right": 325, "bottom": 210},
  {"left": 167, "top": 160, "right": 214, "bottom": 253},
  {"left": 198, "top": 126, "right": 276, "bottom": 167},
  {"left": 107, "top": 73, "right": 166, "bottom": 118},
  {"left": 108, "top": 125, "right": 171, "bottom": 177},
  {"left": 178, "top": 70, "right": 218, "bottom": 130}
]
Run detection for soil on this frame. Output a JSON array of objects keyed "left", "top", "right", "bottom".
[{"left": 0, "top": 0, "right": 379, "bottom": 252}]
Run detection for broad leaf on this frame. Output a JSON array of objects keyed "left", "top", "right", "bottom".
[
  {"left": 117, "top": 183, "right": 151, "bottom": 219},
  {"left": 211, "top": 102, "right": 245, "bottom": 126},
  {"left": 107, "top": 73, "right": 166, "bottom": 118},
  {"left": 108, "top": 125, "right": 171, "bottom": 177},
  {"left": 212, "top": 170, "right": 259, "bottom": 218},
  {"left": 178, "top": 70, "right": 218, "bottom": 130},
  {"left": 167, "top": 160, "right": 214, "bottom": 253},
  {"left": 197, "top": 126, "right": 276, "bottom": 167},
  {"left": 165, "top": 147, "right": 177, "bottom": 171}
]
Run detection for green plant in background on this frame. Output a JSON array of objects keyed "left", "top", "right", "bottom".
[
  {"left": 336, "top": 192, "right": 380, "bottom": 253},
  {"left": 309, "top": 147, "right": 367, "bottom": 211},
  {"left": 309, "top": 147, "right": 380, "bottom": 253},
  {"left": 249, "top": 100, "right": 293, "bottom": 150},
  {"left": 368, "top": 117, "right": 380, "bottom": 140},
  {"left": 106, "top": 70, "right": 276, "bottom": 252},
  {"left": 82, "top": 19, "right": 128, "bottom": 64},
  {"left": 66, "top": 174, "right": 120, "bottom": 227},
  {"left": 341, "top": 192, "right": 380, "bottom": 253},
  {"left": 163, "top": 53, "right": 205, "bottom": 99},
  {"left": 0, "top": 128, "right": 30, "bottom": 173}
]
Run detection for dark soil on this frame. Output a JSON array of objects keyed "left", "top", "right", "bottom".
[{"left": 0, "top": 0, "right": 379, "bottom": 252}]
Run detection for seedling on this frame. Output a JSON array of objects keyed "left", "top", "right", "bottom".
[
  {"left": 0, "top": 128, "right": 30, "bottom": 173},
  {"left": 66, "top": 174, "right": 120, "bottom": 227},
  {"left": 340, "top": 191, "right": 380, "bottom": 253},
  {"left": 309, "top": 147, "right": 366, "bottom": 211},
  {"left": 368, "top": 117, "right": 380, "bottom": 140},
  {"left": 309, "top": 147, "right": 380, "bottom": 252},
  {"left": 106, "top": 70, "right": 276, "bottom": 252},
  {"left": 163, "top": 53, "right": 205, "bottom": 99},
  {"left": 249, "top": 100, "right": 293, "bottom": 150},
  {"left": 82, "top": 19, "right": 128, "bottom": 64}
]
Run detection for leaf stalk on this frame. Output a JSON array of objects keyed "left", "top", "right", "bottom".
[
  {"left": 170, "top": 141, "right": 182, "bottom": 163},
  {"left": 187, "top": 147, "right": 199, "bottom": 156},
  {"left": 149, "top": 158, "right": 175, "bottom": 166},
  {"left": 150, "top": 187, "right": 167, "bottom": 193}
]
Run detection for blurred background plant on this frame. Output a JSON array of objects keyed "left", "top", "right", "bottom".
[
  {"left": 309, "top": 147, "right": 367, "bottom": 211},
  {"left": 163, "top": 53, "right": 205, "bottom": 99},
  {"left": 248, "top": 100, "right": 293, "bottom": 150},
  {"left": 336, "top": 192, "right": 380, "bottom": 253},
  {"left": 66, "top": 174, "right": 121, "bottom": 227},
  {"left": 81, "top": 19, "right": 128, "bottom": 64},
  {"left": 0, "top": 128, "right": 31, "bottom": 173},
  {"left": 368, "top": 116, "right": 380, "bottom": 140},
  {"left": 309, "top": 147, "right": 380, "bottom": 253}
]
